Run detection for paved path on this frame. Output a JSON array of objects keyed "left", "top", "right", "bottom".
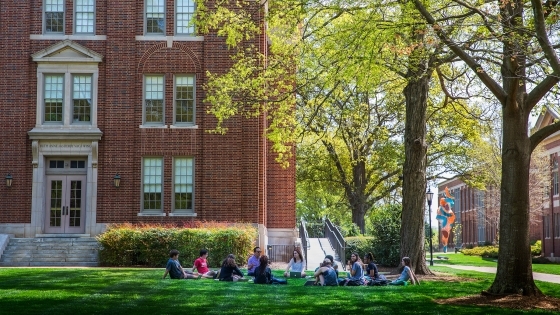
[
  {"left": 442, "top": 265, "right": 560, "bottom": 284},
  {"left": 305, "top": 238, "right": 343, "bottom": 271}
]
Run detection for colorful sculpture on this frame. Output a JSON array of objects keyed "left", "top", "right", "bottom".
[{"left": 437, "top": 187, "right": 456, "bottom": 253}]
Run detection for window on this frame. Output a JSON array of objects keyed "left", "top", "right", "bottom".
[
  {"left": 45, "top": 0, "right": 65, "bottom": 34},
  {"left": 44, "top": 75, "right": 64, "bottom": 123},
  {"left": 173, "top": 158, "right": 194, "bottom": 212},
  {"left": 554, "top": 213, "right": 560, "bottom": 238},
  {"left": 72, "top": 75, "right": 92, "bottom": 123},
  {"left": 176, "top": 0, "right": 196, "bottom": 35},
  {"left": 554, "top": 160, "right": 559, "bottom": 195},
  {"left": 544, "top": 215, "right": 551, "bottom": 238},
  {"left": 42, "top": 74, "right": 93, "bottom": 125},
  {"left": 142, "top": 158, "right": 163, "bottom": 211},
  {"left": 144, "top": 75, "right": 165, "bottom": 124},
  {"left": 146, "top": 0, "right": 165, "bottom": 35},
  {"left": 75, "top": 0, "right": 95, "bottom": 34},
  {"left": 174, "top": 75, "right": 195, "bottom": 124}
]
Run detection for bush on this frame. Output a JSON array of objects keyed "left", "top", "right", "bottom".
[
  {"left": 531, "top": 240, "right": 542, "bottom": 256},
  {"left": 369, "top": 204, "right": 401, "bottom": 267},
  {"left": 345, "top": 236, "right": 375, "bottom": 263},
  {"left": 462, "top": 241, "right": 542, "bottom": 259},
  {"left": 462, "top": 246, "right": 499, "bottom": 258},
  {"left": 97, "top": 223, "right": 258, "bottom": 267}
]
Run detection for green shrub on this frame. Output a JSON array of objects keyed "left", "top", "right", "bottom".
[
  {"left": 462, "top": 241, "right": 542, "bottom": 259},
  {"left": 461, "top": 245, "right": 499, "bottom": 258},
  {"left": 345, "top": 236, "right": 374, "bottom": 263},
  {"left": 531, "top": 240, "right": 542, "bottom": 256},
  {"left": 369, "top": 204, "right": 401, "bottom": 267},
  {"left": 97, "top": 223, "right": 258, "bottom": 267}
]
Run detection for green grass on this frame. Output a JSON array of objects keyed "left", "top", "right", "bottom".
[
  {"left": 0, "top": 267, "right": 559, "bottom": 315},
  {"left": 433, "top": 253, "right": 560, "bottom": 275}
]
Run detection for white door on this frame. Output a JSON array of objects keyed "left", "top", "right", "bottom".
[{"left": 45, "top": 175, "right": 86, "bottom": 234}]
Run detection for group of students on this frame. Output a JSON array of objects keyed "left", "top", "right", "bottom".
[
  {"left": 312, "top": 252, "right": 419, "bottom": 286},
  {"left": 163, "top": 247, "right": 419, "bottom": 287}
]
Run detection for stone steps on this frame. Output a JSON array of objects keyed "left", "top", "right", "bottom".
[{"left": 0, "top": 237, "right": 99, "bottom": 267}]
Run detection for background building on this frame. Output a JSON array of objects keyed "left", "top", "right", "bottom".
[{"left": 0, "top": 1, "right": 296, "bottom": 249}]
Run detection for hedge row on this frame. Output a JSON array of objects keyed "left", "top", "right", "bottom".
[
  {"left": 461, "top": 241, "right": 542, "bottom": 258},
  {"left": 96, "top": 224, "right": 258, "bottom": 267}
]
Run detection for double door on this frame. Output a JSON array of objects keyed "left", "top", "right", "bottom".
[{"left": 45, "top": 175, "right": 86, "bottom": 234}]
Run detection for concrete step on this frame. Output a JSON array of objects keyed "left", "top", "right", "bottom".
[{"left": 0, "top": 237, "right": 99, "bottom": 267}]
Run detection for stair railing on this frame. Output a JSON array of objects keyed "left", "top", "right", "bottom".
[
  {"left": 324, "top": 217, "right": 347, "bottom": 270},
  {"left": 298, "top": 217, "right": 310, "bottom": 267}
]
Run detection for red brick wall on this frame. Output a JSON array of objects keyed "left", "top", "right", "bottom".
[{"left": 0, "top": 1, "right": 296, "bottom": 230}]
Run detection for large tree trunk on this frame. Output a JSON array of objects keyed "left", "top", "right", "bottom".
[{"left": 401, "top": 70, "right": 432, "bottom": 275}]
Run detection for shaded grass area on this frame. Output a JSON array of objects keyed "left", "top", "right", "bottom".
[
  {"left": 0, "top": 268, "right": 559, "bottom": 315},
  {"left": 433, "top": 253, "right": 560, "bottom": 275}
]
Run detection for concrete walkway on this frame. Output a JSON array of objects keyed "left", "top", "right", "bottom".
[
  {"left": 443, "top": 265, "right": 560, "bottom": 284},
  {"left": 305, "top": 238, "right": 343, "bottom": 270}
]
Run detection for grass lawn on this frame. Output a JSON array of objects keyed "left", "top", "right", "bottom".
[
  {"left": 0, "top": 267, "right": 559, "bottom": 315},
  {"left": 432, "top": 253, "right": 560, "bottom": 275}
]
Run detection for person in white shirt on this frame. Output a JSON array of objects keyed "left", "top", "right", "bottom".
[{"left": 283, "top": 247, "right": 307, "bottom": 277}]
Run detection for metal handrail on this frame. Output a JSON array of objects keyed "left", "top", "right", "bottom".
[
  {"left": 324, "top": 217, "right": 346, "bottom": 270},
  {"left": 299, "top": 217, "right": 310, "bottom": 267}
]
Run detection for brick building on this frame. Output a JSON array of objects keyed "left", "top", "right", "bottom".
[
  {"left": 437, "top": 179, "right": 542, "bottom": 250},
  {"left": 534, "top": 106, "right": 560, "bottom": 261},
  {"left": 0, "top": 1, "right": 296, "bottom": 248}
]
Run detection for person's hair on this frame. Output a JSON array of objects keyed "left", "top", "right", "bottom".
[
  {"left": 322, "top": 258, "right": 332, "bottom": 266},
  {"left": 253, "top": 247, "right": 261, "bottom": 253},
  {"left": 350, "top": 252, "right": 361, "bottom": 264},
  {"left": 402, "top": 257, "right": 411, "bottom": 267},
  {"left": 222, "top": 254, "right": 236, "bottom": 267},
  {"left": 256, "top": 255, "right": 269, "bottom": 275},
  {"left": 291, "top": 247, "right": 304, "bottom": 263},
  {"left": 324, "top": 255, "right": 334, "bottom": 264},
  {"left": 169, "top": 249, "right": 179, "bottom": 258},
  {"left": 365, "top": 252, "right": 374, "bottom": 262},
  {"left": 199, "top": 249, "right": 208, "bottom": 257}
]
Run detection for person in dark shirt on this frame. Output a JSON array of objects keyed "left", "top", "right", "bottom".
[
  {"left": 218, "top": 254, "right": 245, "bottom": 281},
  {"left": 162, "top": 249, "right": 199, "bottom": 279},
  {"left": 254, "top": 255, "right": 287, "bottom": 284}
]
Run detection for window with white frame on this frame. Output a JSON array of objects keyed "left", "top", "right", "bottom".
[
  {"left": 146, "top": 0, "right": 165, "bottom": 35},
  {"left": 75, "top": 0, "right": 95, "bottom": 34},
  {"left": 173, "top": 157, "right": 194, "bottom": 212},
  {"left": 45, "top": 0, "right": 65, "bottom": 34},
  {"left": 142, "top": 157, "right": 163, "bottom": 212},
  {"left": 554, "top": 160, "right": 559, "bottom": 195},
  {"left": 144, "top": 75, "right": 165, "bottom": 125},
  {"left": 42, "top": 73, "right": 94, "bottom": 125},
  {"left": 544, "top": 215, "right": 551, "bottom": 238},
  {"left": 174, "top": 75, "right": 195, "bottom": 125},
  {"left": 176, "top": 0, "right": 196, "bottom": 35},
  {"left": 553, "top": 213, "right": 560, "bottom": 238}
]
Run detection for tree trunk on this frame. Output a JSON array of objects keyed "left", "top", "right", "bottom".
[
  {"left": 401, "top": 71, "right": 433, "bottom": 275},
  {"left": 487, "top": 102, "right": 541, "bottom": 296}
]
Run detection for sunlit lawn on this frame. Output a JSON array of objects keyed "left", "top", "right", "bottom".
[
  {"left": 0, "top": 267, "right": 559, "bottom": 315},
  {"left": 434, "top": 252, "right": 560, "bottom": 275}
]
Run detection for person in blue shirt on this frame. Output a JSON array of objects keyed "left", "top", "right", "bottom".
[
  {"left": 389, "top": 257, "right": 420, "bottom": 285},
  {"left": 339, "top": 252, "right": 365, "bottom": 286}
]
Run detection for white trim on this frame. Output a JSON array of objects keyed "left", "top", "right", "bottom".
[
  {"left": 135, "top": 35, "right": 204, "bottom": 41},
  {"left": 31, "top": 35, "right": 107, "bottom": 40},
  {"left": 139, "top": 125, "right": 169, "bottom": 129},
  {"left": 168, "top": 213, "right": 197, "bottom": 217},
  {"left": 170, "top": 125, "right": 198, "bottom": 129},
  {"left": 137, "top": 213, "right": 166, "bottom": 217}
]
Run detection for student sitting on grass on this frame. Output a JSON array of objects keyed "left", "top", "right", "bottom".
[
  {"left": 192, "top": 249, "right": 217, "bottom": 279},
  {"left": 162, "top": 249, "right": 200, "bottom": 279},
  {"left": 339, "top": 252, "right": 365, "bottom": 286},
  {"left": 254, "top": 255, "right": 287, "bottom": 284},
  {"left": 218, "top": 254, "right": 245, "bottom": 282},
  {"left": 389, "top": 257, "right": 420, "bottom": 286},
  {"left": 313, "top": 258, "right": 338, "bottom": 286},
  {"left": 283, "top": 247, "right": 307, "bottom": 278},
  {"left": 364, "top": 252, "right": 389, "bottom": 286}
]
